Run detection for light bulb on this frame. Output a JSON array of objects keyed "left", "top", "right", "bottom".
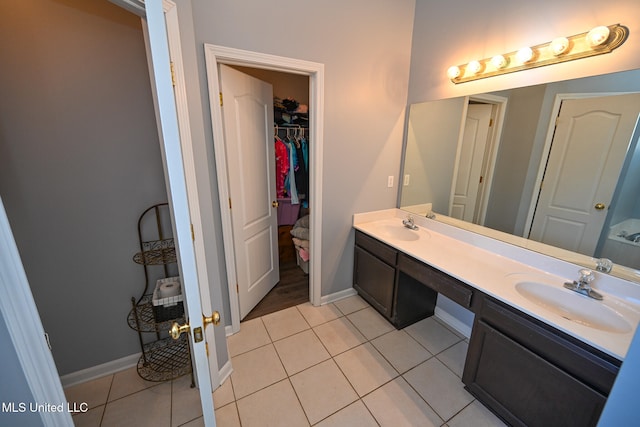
[
  {"left": 447, "top": 66, "right": 461, "bottom": 79},
  {"left": 491, "top": 55, "right": 507, "bottom": 69},
  {"left": 550, "top": 37, "right": 570, "bottom": 55},
  {"left": 587, "top": 26, "right": 610, "bottom": 47},
  {"left": 468, "top": 60, "right": 483, "bottom": 74},
  {"left": 516, "top": 47, "right": 534, "bottom": 63}
]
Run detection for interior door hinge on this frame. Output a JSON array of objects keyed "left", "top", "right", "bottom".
[
  {"left": 228, "top": 198, "right": 232, "bottom": 209},
  {"left": 489, "top": 118, "right": 493, "bottom": 127},
  {"left": 206, "top": 342, "right": 209, "bottom": 357},
  {"left": 219, "top": 92, "right": 223, "bottom": 106},
  {"left": 170, "top": 61, "right": 176, "bottom": 87},
  {"left": 190, "top": 223, "right": 195, "bottom": 242},
  {"left": 236, "top": 283, "right": 239, "bottom": 294},
  {"left": 479, "top": 175, "right": 483, "bottom": 184},
  {"left": 44, "top": 332, "right": 52, "bottom": 351}
]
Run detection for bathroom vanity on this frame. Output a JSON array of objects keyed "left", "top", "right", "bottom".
[{"left": 353, "top": 209, "right": 639, "bottom": 426}]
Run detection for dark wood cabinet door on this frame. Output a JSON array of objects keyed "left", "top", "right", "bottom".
[
  {"left": 464, "top": 320, "right": 606, "bottom": 427},
  {"left": 353, "top": 245, "right": 396, "bottom": 317}
]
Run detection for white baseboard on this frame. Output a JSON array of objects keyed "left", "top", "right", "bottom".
[
  {"left": 217, "top": 360, "right": 233, "bottom": 386},
  {"left": 60, "top": 352, "right": 140, "bottom": 388},
  {"left": 320, "top": 287, "right": 357, "bottom": 305},
  {"left": 434, "top": 307, "right": 472, "bottom": 339}
]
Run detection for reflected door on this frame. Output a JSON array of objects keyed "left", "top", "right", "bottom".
[
  {"left": 529, "top": 93, "right": 640, "bottom": 255},
  {"left": 451, "top": 104, "right": 492, "bottom": 222}
]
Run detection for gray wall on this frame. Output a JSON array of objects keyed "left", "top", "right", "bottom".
[
  {"left": 185, "top": 0, "right": 416, "bottom": 301},
  {"left": 409, "top": 0, "right": 640, "bottom": 103},
  {"left": 0, "top": 0, "right": 167, "bottom": 375},
  {"left": 484, "top": 85, "right": 545, "bottom": 234},
  {"left": 402, "top": 98, "right": 466, "bottom": 212}
]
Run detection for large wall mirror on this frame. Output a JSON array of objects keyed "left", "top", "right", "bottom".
[{"left": 399, "top": 68, "right": 640, "bottom": 283}]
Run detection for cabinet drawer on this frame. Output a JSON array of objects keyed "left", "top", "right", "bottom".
[
  {"left": 355, "top": 230, "right": 397, "bottom": 266},
  {"left": 480, "top": 296, "right": 620, "bottom": 395},
  {"left": 397, "top": 253, "right": 473, "bottom": 308}
]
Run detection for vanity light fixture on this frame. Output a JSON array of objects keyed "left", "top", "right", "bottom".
[
  {"left": 447, "top": 65, "right": 461, "bottom": 79},
  {"left": 550, "top": 37, "right": 570, "bottom": 56},
  {"left": 516, "top": 47, "right": 534, "bottom": 63},
  {"left": 448, "top": 23, "right": 628, "bottom": 84},
  {"left": 468, "top": 60, "right": 483, "bottom": 74},
  {"left": 491, "top": 55, "right": 508, "bottom": 69}
]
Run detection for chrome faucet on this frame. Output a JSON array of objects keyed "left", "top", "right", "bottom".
[
  {"left": 563, "top": 269, "right": 603, "bottom": 300},
  {"left": 402, "top": 215, "right": 419, "bottom": 230}
]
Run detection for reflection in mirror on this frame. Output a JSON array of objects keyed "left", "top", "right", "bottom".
[{"left": 400, "top": 69, "right": 640, "bottom": 283}]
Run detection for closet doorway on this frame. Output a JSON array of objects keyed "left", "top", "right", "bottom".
[
  {"left": 204, "top": 45, "right": 325, "bottom": 334},
  {"left": 449, "top": 94, "right": 507, "bottom": 226},
  {"left": 226, "top": 64, "right": 311, "bottom": 321}
]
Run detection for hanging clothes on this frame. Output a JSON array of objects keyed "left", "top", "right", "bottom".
[
  {"left": 274, "top": 136, "right": 289, "bottom": 198},
  {"left": 294, "top": 139, "right": 308, "bottom": 204},
  {"left": 285, "top": 139, "right": 299, "bottom": 204},
  {"left": 301, "top": 137, "right": 309, "bottom": 171}
]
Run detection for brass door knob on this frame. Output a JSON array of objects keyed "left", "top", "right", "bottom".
[
  {"left": 169, "top": 322, "right": 190, "bottom": 340},
  {"left": 272, "top": 200, "right": 279, "bottom": 208},
  {"left": 595, "top": 203, "right": 606, "bottom": 210},
  {"left": 203, "top": 311, "right": 221, "bottom": 327},
  {"left": 169, "top": 312, "right": 220, "bottom": 341}
]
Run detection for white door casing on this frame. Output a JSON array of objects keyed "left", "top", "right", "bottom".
[
  {"left": 451, "top": 104, "right": 492, "bottom": 222},
  {"left": 219, "top": 65, "right": 280, "bottom": 319},
  {"left": 529, "top": 93, "right": 640, "bottom": 255},
  {"left": 144, "top": 0, "right": 217, "bottom": 424},
  {"left": 204, "top": 45, "right": 325, "bottom": 334}
]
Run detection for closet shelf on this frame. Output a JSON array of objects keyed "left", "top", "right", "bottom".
[
  {"left": 133, "top": 238, "right": 176, "bottom": 265},
  {"left": 127, "top": 294, "right": 184, "bottom": 333},
  {"left": 136, "top": 335, "right": 192, "bottom": 382}
]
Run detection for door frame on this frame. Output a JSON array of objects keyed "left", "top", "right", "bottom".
[
  {"left": 204, "top": 45, "right": 325, "bottom": 334},
  {"left": 0, "top": 197, "right": 73, "bottom": 427},
  {"left": 449, "top": 93, "right": 507, "bottom": 225},
  {"left": 523, "top": 92, "right": 638, "bottom": 237}
]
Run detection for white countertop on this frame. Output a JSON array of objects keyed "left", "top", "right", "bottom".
[{"left": 353, "top": 209, "right": 640, "bottom": 360}]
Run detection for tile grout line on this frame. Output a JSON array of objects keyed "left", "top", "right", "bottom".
[
  {"left": 99, "top": 373, "right": 115, "bottom": 427},
  {"left": 224, "top": 297, "right": 473, "bottom": 426}
]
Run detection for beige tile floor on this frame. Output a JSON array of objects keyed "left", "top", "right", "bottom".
[{"left": 65, "top": 295, "right": 507, "bottom": 426}]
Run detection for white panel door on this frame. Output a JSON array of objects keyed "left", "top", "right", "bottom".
[
  {"left": 145, "top": 1, "right": 218, "bottom": 424},
  {"left": 451, "top": 104, "right": 492, "bottom": 221},
  {"left": 219, "top": 65, "right": 280, "bottom": 319},
  {"left": 529, "top": 93, "right": 640, "bottom": 255}
]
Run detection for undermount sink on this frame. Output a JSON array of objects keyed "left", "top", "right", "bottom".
[
  {"left": 514, "top": 280, "right": 632, "bottom": 334},
  {"left": 367, "top": 221, "right": 428, "bottom": 242}
]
